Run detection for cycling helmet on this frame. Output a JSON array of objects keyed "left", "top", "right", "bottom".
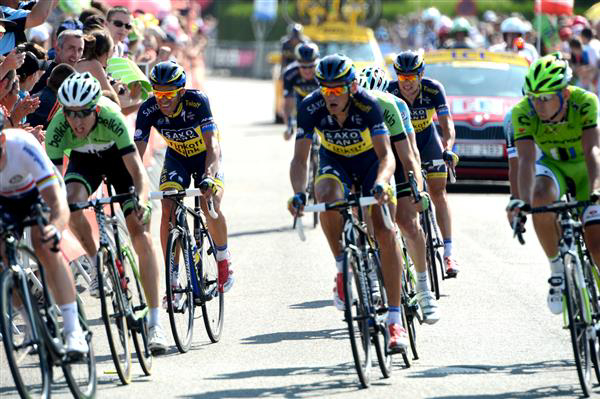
[
  {"left": 150, "top": 61, "right": 186, "bottom": 88},
  {"left": 295, "top": 42, "right": 319, "bottom": 63},
  {"left": 57, "top": 72, "right": 102, "bottom": 108},
  {"left": 288, "top": 23, "right": 303, "bottom": 37},
  {"left": 523, "top": 52, "right": 572, "bottom": 93},
  {"left": 451, "top": 17, "right": 471, "bottom": 34},
  {"left": 394, "top": 50, "right": 425, "bottom": 75},
  {"left": 483, "top": 10, "right": 498, "bottom": 23},
  {"left": 358, "top": 67, "right": 389, "bottom": 92},
  {"left": 501, "top": 17, "right": 525, "bottom": 34},
  {"left": 422, "top": 7, "right": 440, "bottom": 23},
  {"left": 315, "top": 54, "right": 355, "bottom": 85}
]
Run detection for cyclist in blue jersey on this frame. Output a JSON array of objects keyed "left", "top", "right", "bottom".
[
  {"left": 288, "top": 54, "right": 409, "bottom": 351},
  {"left": 134, "top": 61, "right": 234, "bottom": 295},
  {"left": 283, "top": 42, "right": 320, "bottom": 140},
  {"left": 388, "top": 50, "right": 460, "bottom": 277}
]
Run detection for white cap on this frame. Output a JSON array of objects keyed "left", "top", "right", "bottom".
[
  {"left": 27, "top": 23, "right": 50, "bottom": 42},
  {"left": 501, "top": 17, "right": 525, "bottom": 34}
]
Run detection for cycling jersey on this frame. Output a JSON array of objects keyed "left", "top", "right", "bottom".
[
  {"left": 45, "top": 96, "right": 136, "bottom": 164},
  {"left": 134, "top": 89, "right": 218, "bottom": 158},
  {"left": 283, "top": 61, "right": 319, "bottom": 109},
  {"left": 512, "top": 86, "right": 600, "bottom": 217},
  {"left": 1, "top": 129, "right": 58, "bottom": 198},
  {"left": 387, "top": 77, "right": 449, "bottom": 178},
  {"left": 297, "top": 87, "right": 390, "bottom": 195},
  {"left": 369, "top": 90, "right": 412, "bottom": 140}
]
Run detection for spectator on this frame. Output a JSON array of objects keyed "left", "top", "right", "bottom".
[
  {"left": 82, "top": 14, "right": 105, "bottom": 34},
  {"left": 15, "top": 41, "right": 46, "bottom": 60},
  {"left": 0, "top": 67, "right": 39, "bottom": 128},
  {"left": 16, "top": 50, "right": 48, "bottom": 97},
  {"left": 0, "top": 0, "right": 57, "bottom": 55},
  {"left": 79, "top": 7, "right": 104, "bottom": 25},
  {"left": 443, "top": 17, "right": 476, "bottom": 49},
  {"left": 581, "top": 27, "right": 600, "bottom": 68},
  {"left": 26, "top": 23, "right": 50, "bottom": 49},
  {"left": 47, "top": 18, "right": 83, "bottom": 60},
  {"left": 26, "top": 62, "right": 73, "bottom": 129},
  {"left": 31, "top": 29, "right": 83, "bottom": 94},
  {"left": 105, "top": 6, "right": 131, "bottom": 58},
  {"left": 76, "top": 29, "right": 122, "bottom": 105},
  {"left": 489, "top": 16, "right": 538, "bottom": 62}
]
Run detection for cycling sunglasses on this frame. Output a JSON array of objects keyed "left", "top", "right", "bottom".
[
  {"left": 320, "top": 85, "right": 349, "bottom": 96},
  {"left": 526, "top": 91, "right": 557, "bottom": 102},
  {"left": 63, "top": 107, "right": 95, "bottom": 119},
  {"left": 299, "top": 63, "right": 316, "bottom": 69},
  {"left": 111, "top": 20, "right": 132, "bottom": 30},
  {"left": 153, "top": 87, "right": 184, "bottom": 100},
  {"left": 397, "top": 74, "right": 419, "bottom": 81}
]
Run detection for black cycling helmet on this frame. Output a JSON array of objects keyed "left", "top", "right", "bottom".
[
  {"left": 295, "top": 42, "right": 319, "bottom": 63},
  {"left": 288, "top": 23, "right": 303, "bottom": 37},
  {"left": 150, "top": 60, "right": 186, "bottom": 88},
  {"left": 315, "top": 54, "right": 356, "bottom": 85},
  {"left": 394, "top": 50, "right": 425, "bottom": 75}
]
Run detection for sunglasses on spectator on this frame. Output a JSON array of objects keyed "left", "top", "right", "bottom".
[
  {"left": 526, "top": 91, "right": 557, "bottom": 102},
  {"left": 320, "top": 85, "right": 349, "bottom": 96},
  {"left": 397, "top": 74, "right": 419, "bottom": 81},
  {"left": 111, "top": 20, "right": 132, "bottom": 30},
  {"left": 64, "top": 107, "right": 95, "bottom": 118},
  {"left": 153, "top": 87, "right": 184, "bottom": 100}
]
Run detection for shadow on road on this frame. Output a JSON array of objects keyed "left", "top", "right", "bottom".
[
  {"left": 430, "top": 384, "right": 582, "bottom": 399},
  {"left": 179, "top": 363, "right": 382, "bottom": 398},
  {"left": 289, "top": 300, "right": 331, "bottom": 309},
  {"left": 241, "top": 328, "right": 346, "bottom": 345}
]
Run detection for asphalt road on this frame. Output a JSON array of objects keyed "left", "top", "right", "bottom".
[{"left": 0, "top": 77, "right": 590, "bottom": 398}]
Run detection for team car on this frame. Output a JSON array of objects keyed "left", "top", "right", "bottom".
[{"left": 425, "top": 50, "right": 529, "bottom": 180}]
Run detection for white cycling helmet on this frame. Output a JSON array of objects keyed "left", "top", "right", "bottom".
[
  {"left": 358, "top": 66, "right": 389, "bottom": 92},
  {"left": 422, "top": 7, "right": 441, "bottom": 23},
  {"left": 501, "top": 17, "right": 525, "bottom": 34},
  {"left": 58, "top": 72, "right": 102, "bottom": 108}
]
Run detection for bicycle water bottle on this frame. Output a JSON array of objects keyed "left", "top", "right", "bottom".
[{"left": 188, "top": 240, "right": 202, "bottom": 298}]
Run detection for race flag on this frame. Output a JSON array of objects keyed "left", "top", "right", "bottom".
[{"left": 534, "top": 0, "right": 574, "bottom": 15}]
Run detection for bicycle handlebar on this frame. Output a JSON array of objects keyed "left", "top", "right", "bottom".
[{"left": 69, "top": 188, "right": 138, "bottom": 212}]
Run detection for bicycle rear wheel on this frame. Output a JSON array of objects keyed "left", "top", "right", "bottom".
[
  {"left": 63, "top": 295, "right": 97, "bottom": 399},
  {"left": 587, "top": 262, "right": 600, "bottom": 384},
  {"left": 401, "top": 266, "right": 419, "bottom": 362},
  {"left": 123, "top": 246, "right": 152, "bottom": 375},
  {"left": 165, "top": 228, "right": 195, "bottom": 353},
  {"left": 97, "top": 248, "right": 132, "bottom": 385},
  {"left": 199, "top": 230, "right": 224, "bottom": 343},
  {"left": 343, "top": 248, "right": 372, "bottom": 388},
  {"left": 0, "top": 269, "right": 50, "bottom": 398},
  {"left": 564, "top": 254, "right": 592, "bottom": 397}
]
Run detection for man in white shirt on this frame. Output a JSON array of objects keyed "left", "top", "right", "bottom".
[{"left": 489, "top": 16, "right": 538, "bottom": 64}]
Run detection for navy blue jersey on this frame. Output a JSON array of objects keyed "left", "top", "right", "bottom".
[
  {"left": 282, "top": 61, "right": 319, "bottom": 108},
  {"left": 387, "top": 77, "right": 449, "bottom": 133},
  {"left": 297, "top": 87, "right": 389, "bottom": 161},
  {"left": 134, "top": 89, "right": 218, "bottom": 157}
]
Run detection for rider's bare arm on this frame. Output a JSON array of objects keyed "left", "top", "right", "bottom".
[
  {"left": 394, "top": 139, "right": 423, "bottom": 192},
  {"left": 582, "top": 126, "right": 600, "bottom": 193},
  {"left": 437, "top": 113, "right": 456, "bottom": 151},
  {"left": 372, "top": 134, "right": 396, "bottom": 185},
  {"left": 290, "top": 137, "right": 312, "bottom": 193},
  {"left": 516, "top": 139, "right": 537, "bottom": 203},
  {"left": 122, "top": 150, "right": 149, "bottom": 202}
]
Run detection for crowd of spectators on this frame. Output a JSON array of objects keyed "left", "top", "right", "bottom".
[
  {"left": 0, "top": 0, "right": 216, "bottom": 142},
  {"left": 375, "top": 7, "right": 600, "bottom": 96}
]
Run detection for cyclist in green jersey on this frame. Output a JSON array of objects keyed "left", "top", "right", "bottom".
[
  {"left": 358, "top": 66, "right": 440, "bottom": 324},
  {"left": 508, "top": 52, "right": 600, "bottom": 315},
  {"left": 45, "top": 72, "right": 169, "bottom": 353}
]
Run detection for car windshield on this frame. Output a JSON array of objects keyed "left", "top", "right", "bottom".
[
  {"left": 426, "top": 63, "right": 528, "bottom": 97},
  {"left": 316, "top": 42, "right": 375, "bottom": 61}
]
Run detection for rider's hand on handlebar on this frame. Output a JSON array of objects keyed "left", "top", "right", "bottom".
[
  {"left": 443, "top": 149, "right": 459, "bottom": 167},
  {"left": 199, "top": 176, "right": 221, "bottom": 198},
  {"left": 506, "top": 197, "right": 527, "bottom": 230},
  {"left": 415, "top": 191, "right": 430, "bottom": 212},
  {"left": 283, "top": 118, "right": 295, "bottom": 141},
  {"left": 288, "top": 192, "right": 306, "bottom": 217},
  {"left": 136, "top": 201, "right": 152, "bottom": 225},
  {"left": 372, "top": 182, "right": 393, "bottom": 205},
  {"left": 41, "top": 224, "right": 61, "bottom": 249}
]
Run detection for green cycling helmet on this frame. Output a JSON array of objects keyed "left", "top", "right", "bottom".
[{"left": 523, "top": 52, "right": 572, "bottom": 93}]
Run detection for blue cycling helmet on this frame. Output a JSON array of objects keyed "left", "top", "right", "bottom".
[
  {"left": 315, "top": 54, "right": 355, "bottom": 85},
  {"left": 150, "top": 61, "right": 186, "bottom": 88},
  {"left": 394, "top": 50, "right": 425, "bottom": 75},
  {"left": 295, "top": 42, "right": 319, "bottom": 63}
]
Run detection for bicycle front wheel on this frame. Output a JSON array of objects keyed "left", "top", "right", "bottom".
[
  {"left": 97, "top": 248, "right": 132, "bottom": 385},
  {"left": 368, "top": 251, "right": 392, "bottom": 378},
  {"left": 123, "top": 246, "right": 152, "bottom": 375},
  {"left": 63, "top": 294, "right": 97, "bottom": 399},
  {"left": 165, "top": 228, "right": 195, "bottom": 353},
  {"left": 0, "top": 269, "right": 51, "bottom": 398},
  {"left": 199, "top": 231, "right": 224, "bottom": 343},
  {"left": 343, "top": 248, "right": 372, "bottom": 388},
  {"left": 423, "top": 211, "right": 440, "bottom": 300},
  {"left": 564, "top": 254, "right": 592, "bottom": 397}
]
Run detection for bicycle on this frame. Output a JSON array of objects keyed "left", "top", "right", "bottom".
[
  {"left": 295, "top": 192, "right": 396, "bottom": 387},
  {"left": 513, "top": 199, "right": 600, "bottom": 397},
  {"left": 150, "top": 179, "right": 223, "bottom": 353},
  {"left": 0, "top": 202, "right": 96, "bottom": 399},
  {"left": 69, "top": 184, "right": 153, "bottom": 385},
  {"left": 398, "top": 235, "right": 420, "bottom": 363}
]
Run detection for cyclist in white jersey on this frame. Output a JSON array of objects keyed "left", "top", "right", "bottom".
[{"left": 0, "top": 117, "right": 88, "bottom": 355}]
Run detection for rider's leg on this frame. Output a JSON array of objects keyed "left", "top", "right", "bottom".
[
  {"left": 395, "top": 196, "right": 426, "bottom": 274},
  {"left": 531, "top": 176, "right": 561, "bottom": 259},
  {"left": 583, "top": 222, "right": 600, "bottom": 267},
  {"left": 314, "top": 177, "right": 345, "bottom": 263},
  {"left": 66, "top": 182, "right": 97, "bottom": 258}
]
